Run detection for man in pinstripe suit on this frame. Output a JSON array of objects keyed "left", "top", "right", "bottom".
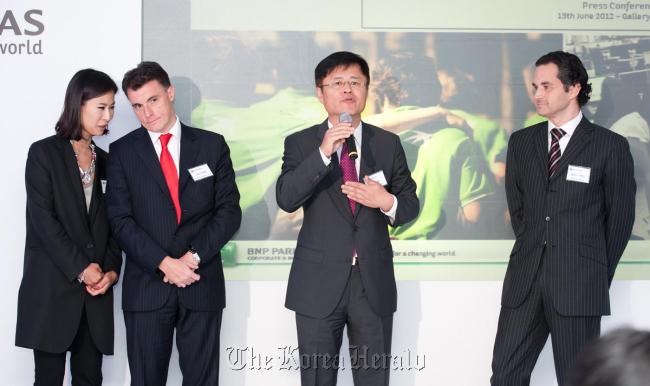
[
  {"left": 107, "top": 62, "right": 241, "bottom": 385},
  {"left": 490, "top": 51, "right": 636, "bottom": 386}
]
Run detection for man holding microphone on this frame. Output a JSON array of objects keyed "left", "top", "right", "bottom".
[{"left": 276, "top": 51, "right": 419, "bottom": 386}]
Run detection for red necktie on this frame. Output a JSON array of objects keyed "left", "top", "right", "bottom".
[
  {"left": 340, "top": 142, "right": 358, "bottom": 214},
  {"left": 159, "top": 133, "right": 181, "bottom": 223},
  {"left": 548, "top": 128, "right": 566, "bottom": 178}
]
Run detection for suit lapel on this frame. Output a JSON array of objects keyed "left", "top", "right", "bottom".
[
  {"left": 179, "top": 124, "right": 199, "bottom": 195},
  {"left": 133, "top": 127, "right": 170, "bottom": 197},
  {"left": 358, "top": 123, "right": 375, "bottom": 181},
  {"left": 356, "top": 123, "right": 377, "bottom": 221},
  {"left": 87, "top": 175, "right": 101, "bottom": 228},
  {"left": 550, "top": 118, "right": 593, "bottom": 183},
  {"left": 533, "top": 123, "right": 549, "bottom": 181},
  {"left": 318, "top": 121, "right": 354, "bottom": 223},
  {"left": 57, "top": 138, "right": 88, "bottom": 222}
]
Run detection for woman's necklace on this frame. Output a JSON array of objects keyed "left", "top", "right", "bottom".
[{"left": 71, "top": 140, "right": 96, "bottom": 188}]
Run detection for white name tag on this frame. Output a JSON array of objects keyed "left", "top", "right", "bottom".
[
  {"left": 188, "top": 164, "right": 213, "bottom": 181},
  {"left": 566, "top": 165, "right": 591, "bottom": 183},
  {"left": 101, "top": 179, "right": 107, "bottom": 194},
  {"left": 367, "top": 170, "right": 388, "bottom": 186}
]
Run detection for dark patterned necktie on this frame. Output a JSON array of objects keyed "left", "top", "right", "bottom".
[
  {"left": 548, "top": 128, "right": 566, "bottom": 178},
  {"left": 340, "top": 141, "right": 359, "bottom": 263},
  {"left": 340, "top": 141, "right": 358, "bottom": 214}
]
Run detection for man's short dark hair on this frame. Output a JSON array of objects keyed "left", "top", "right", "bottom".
[
  {"left": 536, "top": 51, "right": 592, "bottom": 107},
  {"left": 315, "top": 51, "right": 370, "bottom": 88},
  {"left": 567, "top": 328, "right": 650, "bottom": 386},
  {"left": 122, "top": 61, "right": 171, "bottom": 94},
  {"left": 55, "top": 68, "right": 117, "bottom": 140}
]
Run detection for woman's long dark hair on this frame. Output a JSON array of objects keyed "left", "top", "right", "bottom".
[{"left": 55, "top": 69, "right": 117, "bottom": 140}]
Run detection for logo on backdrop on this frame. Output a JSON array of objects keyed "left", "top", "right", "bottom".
[{"left": 0, "top": 9, "right": 44, "bottom": 55}]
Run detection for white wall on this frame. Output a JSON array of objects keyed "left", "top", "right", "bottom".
[
  {"left": 217, "top": 281, "right": 650, "bottom": 386},
  {"left": 0, "top": 0, "right": 140, "bottom": 384}
]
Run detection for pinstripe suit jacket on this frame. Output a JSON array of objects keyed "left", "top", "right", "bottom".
[
  {"left": 277, "top": 121, "right": 418, "bottom": 318},
  {"left": 502, "top": 117, "right": 635, "bottom": 316},
  {"left": 106, "top": 124, "right": 241, "bottom": 312}
]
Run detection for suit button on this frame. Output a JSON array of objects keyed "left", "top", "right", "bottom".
[
  {"left": 353, "top": 225, "right": 359, "bottom": 232},
  {"left": 86, "top": 243, "right": 94, "bottom": 249},
  {"left": 545, "top": 216, "right": 550, "bottom": 221}
]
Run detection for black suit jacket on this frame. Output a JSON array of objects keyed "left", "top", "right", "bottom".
[
  {"left": 16, "top": 135, "right": 122, "bottom": 354},
  {"left": 502, "top": 118, "right": 635, "bottom": 316},
  {"left": 106, "top": 123, "right": 241, "bottom": 312},
  {"left": 277, "top": 121, "right": 418, "bottom": 318}
]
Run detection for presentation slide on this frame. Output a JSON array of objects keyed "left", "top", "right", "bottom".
[{"left": 144, "top": 0, "right": 650, "bottom": 280}]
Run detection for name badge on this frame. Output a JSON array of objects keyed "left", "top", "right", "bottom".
[
  {"left": 188, "top": 164, "right": 213, "bottom": 181},
  {"left": 101, "top": 179, "right": 107, "bottom": 194},
  {"left": 367, "top": 170, "right": 388, "bottom": 186},
  {"left": 566, "top": 165, "right": 590, "bottom": 184}
]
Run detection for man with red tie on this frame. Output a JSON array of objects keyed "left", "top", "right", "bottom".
[
  {"left": 491, "top": 51, "right": 636, "bottom": 386},
  {"left": 276, "top": 51, "right": 419, "bottom": 385},
  {"left": 106, "top": 61, "right": 241, "bottom": 386}
]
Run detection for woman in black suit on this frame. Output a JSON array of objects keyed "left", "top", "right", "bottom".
[{"left": 16, "top": 69, "right": 122, "bottom": 386}]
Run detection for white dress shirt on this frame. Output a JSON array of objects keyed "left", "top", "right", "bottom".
[
  {"left": 147, "top": 116, "right": 181, "bottom": 177},
  {"left": 547, "top": 111, "right": 582, "bottom": 154}
]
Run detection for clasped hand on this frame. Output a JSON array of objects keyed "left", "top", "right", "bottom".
[
  {"left": 82, "top": 262, "right": 118, "bottom": 296},
  {"left": 160, "top": 252, "right": 200, "bottom": 288}
]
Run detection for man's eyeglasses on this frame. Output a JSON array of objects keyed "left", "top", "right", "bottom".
[{"left": 320, "top": 80, "right": 366, "bottom": 90}]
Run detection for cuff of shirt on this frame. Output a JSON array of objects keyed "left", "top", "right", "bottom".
[
  {"left": 319, "top": 148, "right": 332, "bottom": 166},
  {"left": 380, "top": 194, "right": 398, "bottom": 224}
]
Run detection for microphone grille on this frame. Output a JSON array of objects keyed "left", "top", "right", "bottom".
[{"left": 339, "top": 112, "right": 352, "bottom": 123}]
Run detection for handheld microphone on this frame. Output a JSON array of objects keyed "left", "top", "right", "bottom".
[{"left": 339, "top": 112, "right": 358, "bottom": 160}]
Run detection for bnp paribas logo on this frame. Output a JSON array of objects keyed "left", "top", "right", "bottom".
[{"left": 0, "top": 9, "right": 44, "bottom": 55}]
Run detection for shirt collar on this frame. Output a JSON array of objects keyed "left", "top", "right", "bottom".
[
  {"left": 547, "top": 111, "right": 582, "bottom": 138},
  {"left": 147, "top": 115, "right": 181, "bottom": 143}
]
